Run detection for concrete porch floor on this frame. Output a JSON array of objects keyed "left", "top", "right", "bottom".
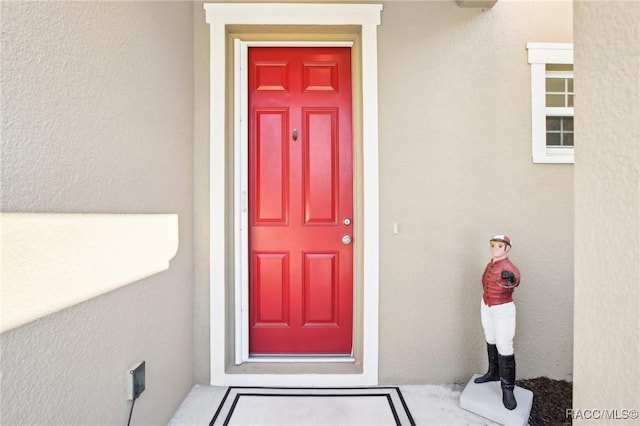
[{"left": 168, "top": 383, "right": 501, "bottom": 425}]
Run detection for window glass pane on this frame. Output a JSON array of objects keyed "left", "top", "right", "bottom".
[
  {"left": 546, "top": 94, "right": 566, "bottom": 107},
  {"left": 546, "top": 117, "right": 574, "bottom": 148},
  {"left": 546, "top": 133, "right": 561, "bottom": 146},
  {"left": 546, "top": 64, "right": 573, "bottom": 72},
  {"left": 546, "top": 117, "right": 561, "bottom": 131},
  {"left": 546, "top": 78, "right": 566, "bottom": 92},
  {"left": 546, "top": 75, "right": 573, "bottom": 107},
  {"left": 564, "top": 117, "right": 574, "bottom": 131},
  {"left": 563, "top": 133, "right": 574, "bottom": 146}
]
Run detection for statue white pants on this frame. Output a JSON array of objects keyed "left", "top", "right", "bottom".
[{"left": 480, "top": 300, "right": 516, "bottom": 356}]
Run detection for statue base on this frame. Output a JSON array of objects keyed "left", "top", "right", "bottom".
[{"left": 459, "top": 374, "right": 533, "bottom": 426}]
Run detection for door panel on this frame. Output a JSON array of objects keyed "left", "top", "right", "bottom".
[
  {"left": 304, "top": 108, "right": 338, "bottom": 224},
  {"left": 254, "top": 109, "right": 288, "bottom": 224},
  {"left": 304, "top": 253, "right": 338, "bottom": 325},
  {"left": 249, "top": 47, "right": 353, "bottom": 354},
  {"left": 254, "top": 253, "right": 289, "bottom": 325}
]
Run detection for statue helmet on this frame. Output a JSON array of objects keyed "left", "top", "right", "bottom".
[{"left": 490, "top": 235, "right": 511, "bottom": 246}]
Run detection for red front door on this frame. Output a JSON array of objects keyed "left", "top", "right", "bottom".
[{"left": 248, "top": 47, "right": 353, "bottom": 354}]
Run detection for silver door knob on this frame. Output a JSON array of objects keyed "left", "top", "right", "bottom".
[{"left": 342, "top": 235, "right": 353, "bottom": 245}]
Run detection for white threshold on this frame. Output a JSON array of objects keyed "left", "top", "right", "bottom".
[{"left": 247, "top": 355, "right": 355, "bottom": 363}]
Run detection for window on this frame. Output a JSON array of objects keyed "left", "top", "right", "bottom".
[{"left": 527, "top": 43, "right": 574, "bottom": 163}]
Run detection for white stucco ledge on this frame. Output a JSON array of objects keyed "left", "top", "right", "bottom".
[{"left": 0, "top": 213, "right": 179, "bottom": 333}]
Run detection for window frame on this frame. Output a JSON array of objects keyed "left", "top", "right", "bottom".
[{"left": 527, "top": 42, "right": 574, "bottom": 164}]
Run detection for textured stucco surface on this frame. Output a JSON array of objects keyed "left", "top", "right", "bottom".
[
  {"left": 4, "top": 0, "right": 636, "bottom": 419},
  {"left": 1, "top": 213, "right": 179, "bottom": 332},
  {"left": 0, "top": 2, "right": 588, "bottom": 421},
  {"left": 192, "top": 1, "right": 575, "bottom": 384},
  {"left": 376, "top": 0, "right": 574, "bottom": 384},
  {"left": 573, "top": 1, "right": 640, "bottom": 422},
  {"left": 1, "top": 1, "right": 195, "bottom": 425}
]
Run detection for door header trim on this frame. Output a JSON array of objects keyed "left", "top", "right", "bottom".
[{"left": 204, "top": 3, "right": 382, "bottom": 26}]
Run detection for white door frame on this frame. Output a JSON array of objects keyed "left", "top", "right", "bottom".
[
  {"left": 205, "top": 2, "right": 382, "bottom": 386},
  {"left": 235, "top": 40, "right": 357, "bottom": 364}
]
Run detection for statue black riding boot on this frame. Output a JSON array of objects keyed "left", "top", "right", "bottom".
[
  {"left": 499, "top": 354, "right": 517, "bottom": 410},
  {"left": 474, "top": 343, "right": 499, "bottom": 383}
]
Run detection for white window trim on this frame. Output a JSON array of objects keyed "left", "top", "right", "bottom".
[
  {"left": 527, "top": 42, "right": 574, "bottom": 164},
  {"left": 204, "top": 2, "right": 382, "bottom": 387}
]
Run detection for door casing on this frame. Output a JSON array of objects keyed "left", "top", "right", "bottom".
[{"left": 205, "top": 2, "right": 382, "bottom": 386}]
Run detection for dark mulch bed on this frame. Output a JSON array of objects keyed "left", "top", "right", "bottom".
[{"left": 516, "top": 377, "right": 573, "bottom": 426}]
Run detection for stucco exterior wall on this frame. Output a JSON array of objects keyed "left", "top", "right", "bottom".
[
  {"left": 7, "top": 0, "right": 638, "bottom": 421},
  {"left": 1, "top": 2, "right": 195, "bottom": 425},
  {"left": 192, "top": 0, "right": 574, "bottom": 384},
  {"left": 3, "top": 0, "right": 636, "bottom": 417},
  {"left": 376, "top": 0, "right": 573, "bottom": 384},
  {"left": 573, "top": 1, "right": 640, "bottom": 422}
]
